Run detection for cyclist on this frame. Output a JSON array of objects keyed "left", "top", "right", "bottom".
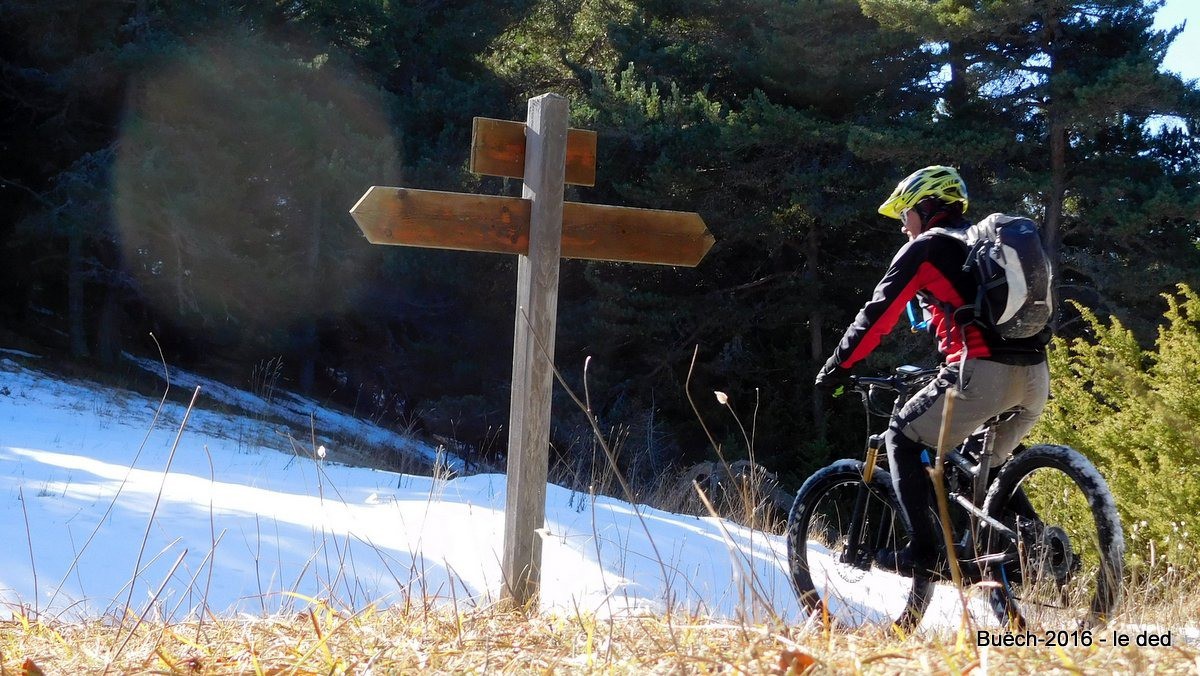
[{"left": 814, "top": 165, "right": 1051, "bottom": 576}]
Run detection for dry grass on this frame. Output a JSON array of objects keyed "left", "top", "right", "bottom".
[{"left": 4, "top": 597, "right": 1199, "bottom": 674}]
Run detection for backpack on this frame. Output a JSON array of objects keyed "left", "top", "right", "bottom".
[{"left": 930, "top": 213, "right": 1054, "bottom": 339}]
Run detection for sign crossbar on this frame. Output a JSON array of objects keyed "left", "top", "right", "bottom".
[{"left": 351, "top": 187, "right": 714, "bottom": 267}]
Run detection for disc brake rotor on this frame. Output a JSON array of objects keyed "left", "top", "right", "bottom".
[{"left": 833, "top": 538, "right": 869, "bottom": 583}]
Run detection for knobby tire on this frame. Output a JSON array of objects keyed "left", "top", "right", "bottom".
[{"left": 983, "top": 444, "right": 1125, "bottom": 629}]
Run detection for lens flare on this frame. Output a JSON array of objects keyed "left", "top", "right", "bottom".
[{"left": 113, "top": 33, "right": 400, "bottom": 337}]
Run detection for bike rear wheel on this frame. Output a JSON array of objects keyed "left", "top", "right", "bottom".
[
  {"left": 983, "top": 444, "right": 1125, "bottom": 629},
  {"left": 786, "top": 459, "right": 933, "bottom": 630}
]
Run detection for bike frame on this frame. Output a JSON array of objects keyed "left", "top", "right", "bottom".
[
  {"left": 793, "top": 369, "right": 1121, "bottom": 631},
  {"left": 844, "top": 368, "right": 1022, "bottom": 574}
]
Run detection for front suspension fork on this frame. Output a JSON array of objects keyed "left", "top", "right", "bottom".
[{"left": 841, "top": 435, "right": 885, "bottom": 569}]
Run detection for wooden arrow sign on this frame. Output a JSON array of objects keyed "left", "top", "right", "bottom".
[
  {"left": 351, "top": 186, "right": 714, "bottom": 267},
  {"left": 471, "top": 117, "right": 598, "bottom": 186}
]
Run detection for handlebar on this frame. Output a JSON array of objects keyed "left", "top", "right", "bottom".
[
  {"left": 846, "top": 365, "right": 938, "bottom": 418},
  {"left": 849, "top": 365, "right": 938, "bottom": 394}
]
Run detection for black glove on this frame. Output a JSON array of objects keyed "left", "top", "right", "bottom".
[{"left": 814, "top": 361, "right": 852, "bottom": 392}]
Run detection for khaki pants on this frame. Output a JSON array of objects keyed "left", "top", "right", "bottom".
[{"left": 894, "top": 358, "right": 1050, "bottom": 468}]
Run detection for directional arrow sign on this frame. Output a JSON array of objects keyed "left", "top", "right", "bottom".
[
  {"left": 350, "top": 186, "right": 714, "bottom": 267},
  {"left": 471, "top": 117, "right": 598, "bottom": 186}
]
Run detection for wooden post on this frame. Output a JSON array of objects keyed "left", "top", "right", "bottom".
[{"left": 501, "top": 93, "right": 569, "bottom": 606}]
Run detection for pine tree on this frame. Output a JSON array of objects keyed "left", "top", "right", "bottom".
[{"left": 860, "top": 0, "right": 1200, "bottom": 335}]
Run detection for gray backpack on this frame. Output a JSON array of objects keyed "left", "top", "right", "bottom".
[{"left": 931, "top": 213, "right": 1054, "bottom": 339}]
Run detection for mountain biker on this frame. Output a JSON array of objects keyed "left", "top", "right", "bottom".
[{"left": 814, "top": 165, "right": 1052, "bottom": 576}]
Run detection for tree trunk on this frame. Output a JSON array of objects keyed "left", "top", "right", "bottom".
[
  {"left": 806, "top": 221, "right": 825, "bottom": 442},
  {"left": 946, "top": 40, "right": 969, "bottom": 118},
  {"left": 1045, "top": 118, "right": 1066, "bottom": 304},
  {"left": 67, "top": 227, "right": 89, "bottom": 359},
  {"left": 945, "top": 39, "right": 984, "bottom": 191},
  {"left": 96, "top": 285, "right": 122, "bottom": 366},
  {"left": 1044, "top": 13, "right": 1067, "bottom": 330},
  {"left": 298, "top": 188, "right": 322, "bottom": 394}
]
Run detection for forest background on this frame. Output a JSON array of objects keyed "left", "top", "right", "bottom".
[{"left": 1, "top": 0, "right": 1198, "bottom": 504}]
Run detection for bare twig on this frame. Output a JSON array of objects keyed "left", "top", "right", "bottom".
[
  {"left": 171, "top": 530, "right": 226, "bottom": 624},
  {"left": 684, "top": 346, "right": 720, "bottom": 453},
  {"left": 930, "top": 388, "right": 973, "bottom": 630},
  {"left": 105, "top": 537, "right": 183, "bottom": 615},
  {"left": 691, "top": 481, "right": 780, "bottom": 625},
  {"left": 199, "top": 444, "right": 218, "bottom": 638},
  {"left": 19, "top": 486, "right": 38, "bottom": 619}
]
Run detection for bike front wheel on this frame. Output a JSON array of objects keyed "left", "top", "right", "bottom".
[
  {"left": 983, "top": 444, "right": 1125, "bottom": 629},
  {"left": 786, "top": 459, "right": 933, "bottom": 630}
]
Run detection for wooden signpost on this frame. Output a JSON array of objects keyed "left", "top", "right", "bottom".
[{"left": 349, "top": 93, "right": 714, "bottom": 606}]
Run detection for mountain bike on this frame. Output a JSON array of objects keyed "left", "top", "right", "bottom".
[{"left": 786, "top": 365, "right": 1125, "bottom": 631}]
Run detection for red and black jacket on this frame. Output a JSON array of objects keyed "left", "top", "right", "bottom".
[{"left": 821, "top": 224, "right": 1049, "bottom": 376}]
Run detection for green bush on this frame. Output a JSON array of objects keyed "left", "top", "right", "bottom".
[{"left": 1032, "top": 285, "right": 1200, "bottom": 574}]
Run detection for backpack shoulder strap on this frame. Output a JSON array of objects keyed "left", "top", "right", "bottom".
[
  {"left": 924, "top": 225, "right": 985, "bottom": 274},
  {"left": 923, "top": 226, "right": 968, "bottom": 243}
]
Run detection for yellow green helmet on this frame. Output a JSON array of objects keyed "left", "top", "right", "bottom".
[{"left": 878, "top": 165, "right": 969, "bottom": 220}]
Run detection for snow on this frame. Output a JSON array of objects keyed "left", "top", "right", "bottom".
[
  {"left": 122, "top": 353, "right": 462, "bottom": 473},
  {"left": 0, "top": 352, "right": 1190, "bottom": 640}
]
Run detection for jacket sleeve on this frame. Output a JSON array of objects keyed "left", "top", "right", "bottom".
[{"left": 826, "top": 239, "right": 932, "bottom": 371}]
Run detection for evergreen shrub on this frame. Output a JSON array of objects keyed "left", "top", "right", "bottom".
[{"left": 1033, "top": 285, "right": 1200, "bottom": 574}]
